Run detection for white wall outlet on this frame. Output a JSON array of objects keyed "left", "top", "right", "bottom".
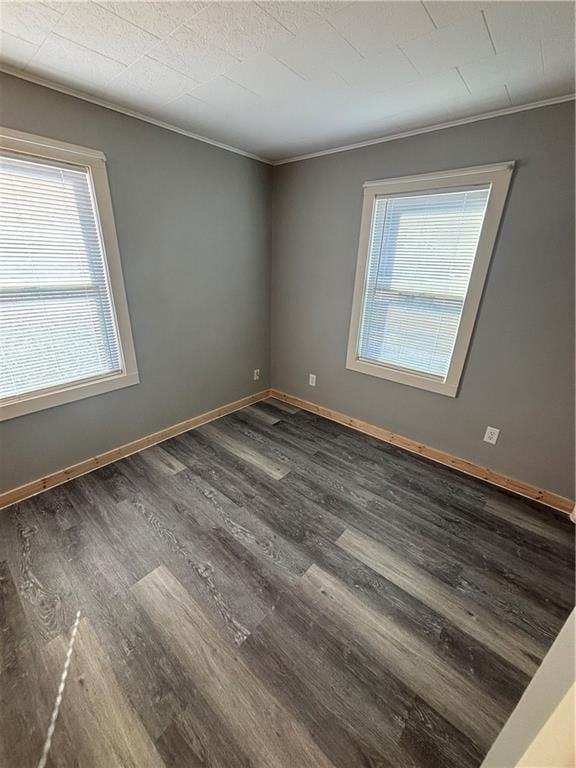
[
  {"left": 253, "top": 368, "right": 260, "bottom": 381},
  {"left": 483, "top": 426, "right": 500, "bottom": 445},
  {"left": 308, "top": 373, "right": 317, "bottom": 387}
]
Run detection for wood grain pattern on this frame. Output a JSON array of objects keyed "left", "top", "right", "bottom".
[
  {"left": 198, "top": 422, "right": 291, "bottom": 481},
  {"left": 43, "top": 618, "right": 165, "bottom": 768},
  {"left": 0, "top": 397, "right": 573, "bottom": 768},
  {"left": 133, "top": 565, "right": 336, "bottom": 768},
  {"left": 338, "top": 527, "right": 542, "bottom": 676},
  {"left": 0, "top": 390, "right": 269, "bottom": 510},
  {"left": 269, "top": 389, "right": 574, "bottom": 514},
  {"left": 1, "top": 502, "right": 76, "bottom": 646},
  {"left": 3, "top": 387, "right": 570, "bottom": 517},
  {"left": 0, "top": 560, "right": 54, "bottom": 768},
  {"left": 299, "top": 564, "right": 503, "bottom": 751}
]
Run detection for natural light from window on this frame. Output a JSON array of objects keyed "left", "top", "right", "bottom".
[
  {"left": 0, "top": 154, "right": 123, "bottom": 401},
  {"left": 357, "top": 187, "right": 491, "bottom": 379}
]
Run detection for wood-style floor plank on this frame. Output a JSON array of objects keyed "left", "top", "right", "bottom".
[
  {"left": 155, "top": 701, "right": 252, "bottom": 768},
  {"left": 43, "top": 618, "right": 165, "bottom": 768},
  {"left": 37, "top": 492, "right": 188, "bottom": 742},
  {"left": 338, "top": 526, "right": 541, "bottom": 676},
  {"left": 241, "top": 585, "right": 421, "bottom": 768},
  {"left": 0, "top": 560, "right": 56, "bottom": 768},
  {"left": 399, "top": 695, "right": 484, "bottom": 768},
  {"left": 239, "top": 404, "right": 281, "bottom": 426},
  {"left": 298, "top": 563, "right": 506, "bottom": 751},
  {"left": 133, "top": 565, "right": 337, "bottom": 768},
  {"left": 295, "top": 524, "right": 530, "bottom": 714},
  {"left": 0, "top": 502, "right": 77, "bottom": 647},
  {"left": 198, "top": 423, "right": 290, "bottom": 481},
  {"left": 0, "top": 398, "right": 573, "bottom": 768}
]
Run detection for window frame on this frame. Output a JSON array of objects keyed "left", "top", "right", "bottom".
[
  {"left": 0, "top": 126, "right": 139, "bottom": 421},
  {"left": 346, "top": 162, "right": 514, "bottom": 397}
]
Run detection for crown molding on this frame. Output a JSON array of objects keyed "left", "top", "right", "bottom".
[
  {"left": 0, "top": 65, "right": 271, "bottom": 164},
  {"left": 1, "top": 65, "right": 573, "bottom": 168},
  {"left": 272, "top": 94, "right": 576, "bottom": 166}
]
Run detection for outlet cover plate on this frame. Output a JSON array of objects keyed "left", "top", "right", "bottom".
[{"left": 483, "top": 426, "right": 500, "bottom": 445}]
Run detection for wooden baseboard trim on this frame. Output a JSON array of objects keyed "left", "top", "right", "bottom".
[
  {"left": 269, "top": 389, "right": 574, "bottom": 515},
  {"left": 0, "top": 389, "right": 271, "bottom": 510},
  {"left": 3, "top": 387, "right": 572, "bottom": 516}
]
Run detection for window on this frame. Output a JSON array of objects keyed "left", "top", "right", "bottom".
[
  {"left": 347, "top": 163, "right": 513, "bottom": 396},
  {"left": 0, "top": 128, "right": 138, "bottom": 421}
]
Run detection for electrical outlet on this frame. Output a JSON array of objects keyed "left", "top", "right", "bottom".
[
  {"left": 253, "top": 368, "right": 260, "bottom": 381},
  {"left": 308, "top": 373, "right": 317, "bottom": 387},
  {"left": 483, "top": 426, "right": 500, "bottom": 445}
]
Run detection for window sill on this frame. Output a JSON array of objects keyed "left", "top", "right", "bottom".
[
  {"left": 0, "top": 370, "right": 140, "bottom": 422},
  {"left": 346, "top": 357, "right": 458, "bottom": 397}
]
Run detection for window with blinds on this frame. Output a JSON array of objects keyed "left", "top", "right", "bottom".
[
  {"left": 0, "top": 130, "right": 138, "bottom": 421},
  {"left": 358, "top": 187, "right": 491, "bottom": 379},
  {"left": 0, "top": 153, "right": 123, "bottom": 402},
  {"left": 347, "top": 164, "right": 513, "bottom": 396}
]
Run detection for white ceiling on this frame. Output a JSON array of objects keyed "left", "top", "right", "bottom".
[{"left": 0, "top": 1, "right": 574, "bottom": 162}]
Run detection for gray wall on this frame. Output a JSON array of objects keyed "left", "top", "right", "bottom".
[
  {"left": 271, "top": 102, "right": 575, "bottom": 498},
  {"left": 1, "top": 75, "right": 573, "bottom": 500},
  {"left": 0, "top": 73, "right": 271, "bottom": 493}
]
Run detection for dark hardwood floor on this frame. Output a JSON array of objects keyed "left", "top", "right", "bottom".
[{"left": 1, "top": 398, "right": 574, "bottom": 767}]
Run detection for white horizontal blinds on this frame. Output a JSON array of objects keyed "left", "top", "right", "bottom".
[
  {"left": 0, "top": 152, "right": 123, "bottom": 400},
  {"left": 358, "top": 186, "right": 491, "bottom": 379}
]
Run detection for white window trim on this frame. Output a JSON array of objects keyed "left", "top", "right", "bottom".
[
  {"left": 0, "top": 127, "right": 139, "bottom": 421},
  {"left": 346, "top": 162, "right": 514, "bottom": 397}
]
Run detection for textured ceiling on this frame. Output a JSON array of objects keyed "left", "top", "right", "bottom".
[{"left": 0, "top": 1, "right": 574, "bottom": 162}]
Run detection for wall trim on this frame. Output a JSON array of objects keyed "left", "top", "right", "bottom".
[
  {"left": 2, "top": 387, "right": 572, "bottom": 516},
  {"left": 0, "top": 65, "right": 269, "bottom": 164},
  {"left": 346, "top": 161, "right": 514, "bottom": 397},
  {"left": 1, "top": 65, "right": 573, "bottom": 168},
  {"left": 0, "top": 125, "right": 141, "bottom": 422},
  {"left": 0, "top": 390, "right": 269, "bottom": 510},
  {"left": 272, "top": 94, "right": 576, "bottom": 166},
  {"left": 269, "top": 389, "right": 574, "bottom": 515}
]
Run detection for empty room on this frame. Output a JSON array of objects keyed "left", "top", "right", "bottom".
[{"left": 0, "top": 1, "right": 574, "bottom": 766}]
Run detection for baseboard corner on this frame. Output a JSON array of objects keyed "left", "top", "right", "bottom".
[{"left": 0, "top": 388, "right": 271, "bottom": 511}]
